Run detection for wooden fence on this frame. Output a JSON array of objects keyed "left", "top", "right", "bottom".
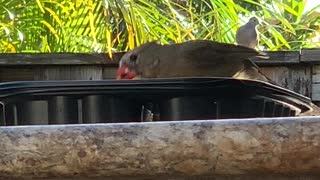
[
  {"left": 1, "top": 51, "right": 320, "bottom": 180},
  {"left": 0, "top": 49, "right": 320, "bottom": 102}
]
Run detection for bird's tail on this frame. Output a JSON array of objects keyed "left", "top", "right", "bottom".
[{"left": 233, "top": 59, "right": 278, "bottom": 85}]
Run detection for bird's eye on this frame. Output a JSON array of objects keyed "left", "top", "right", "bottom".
[{"left": 130, "top": 54, "right": 138, "bottom": 62}]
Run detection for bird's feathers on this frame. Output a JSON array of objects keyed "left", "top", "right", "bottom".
[
  {"left": 178, "top": 40, "right": 267, "bottom": 66},
  {"left": 117, "top": 40, "right": 271, "bottom": 83},
  {"left": 236, "top": 17, "right": 259, "bottom": 49}
]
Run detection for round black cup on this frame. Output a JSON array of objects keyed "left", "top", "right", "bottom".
[
  {"left": 159, "top": 96, "right": 299, "bottom": 121},
  {"left": 159, "top": 96, "right": 218, "bottom": 121},
  {"left": 82, "top": 95, "right": 142, "bottom": 123}
]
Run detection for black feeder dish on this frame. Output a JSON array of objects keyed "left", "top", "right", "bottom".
[{"left": 0, "top": 78, "right": 314, "bottom": 126}]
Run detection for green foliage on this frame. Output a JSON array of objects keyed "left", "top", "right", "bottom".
[
  {"left": 236, "top": 0, "right": 320, "bottom": 50},
  {"left": 0, "top": 0, "right": 111, "bottom": 53},
  {"left": 0, "top": 0, "right": 320, "bottom": 53}
]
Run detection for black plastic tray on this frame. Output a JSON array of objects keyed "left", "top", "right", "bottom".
[{"left": 0, "top": 78, "right": 313, "bottom": 125}]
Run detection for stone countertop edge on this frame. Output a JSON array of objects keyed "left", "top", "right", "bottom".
[{"left": 0, "top": 116, "right": 320, "bottom": 179}]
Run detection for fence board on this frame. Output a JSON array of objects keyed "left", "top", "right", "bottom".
[
  {"left": 301, "top": 49, "right": 320, "bottom": 63},
  {"left": 260, "top": 65, "right": 311, "bottom": 97},
  {"left": 34, "top": 66, "right": 103, "bottom": 80},
  {"left": 0, "top": 50, "right": 320, "bottom": 101}
]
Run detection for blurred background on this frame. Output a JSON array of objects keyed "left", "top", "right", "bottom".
[{"left": 1, "top": 0, "right": 320, "bottom": 53}]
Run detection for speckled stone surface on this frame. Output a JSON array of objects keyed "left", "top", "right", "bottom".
[{"left": 1, "top": 117, "right": 320, "bottom": 179}]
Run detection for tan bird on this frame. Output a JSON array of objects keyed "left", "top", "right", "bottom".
[
  {"left": 116, "top": 41, "right": 320, "bottom": 117},
  {"left": 236, "top": 17, "right": 260, "bottom": 49},
  {"left": 116, "top": 40, "right": 273, "bottom": 83}
]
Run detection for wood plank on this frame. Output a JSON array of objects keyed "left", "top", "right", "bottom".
[
  {"left": 260, "top": 65, "right": 311, "bottom": 97},
  {"left": 34, "top": 66, "right": 103, "bottom": 80},
  {"left": 301, "top": 49, "right": 320, "bottom": 63},
  {"left": 0, "top": 65, "right": 313, "bottom": 96},
  {"left": 0, "top": 52, "right": 313, "bottom": 99},
  {"left": 0, "top": 51, "right": 301, "bottom": 66},
  {"left": 312, "top": 65, "right": 320, "bottom": 83},
  {"left": 0, "top": 67, "right": 35, "bottom": 82},
  {"left": 312, "top": 84, "right": 320, "bottom": 101},
  {"left": 0, "top": 53, "right": 123, "bottom": 65},
  {"left": 102, "top": 67, "right": 118, "bottom": 79},
  {"left": 252, "top": 51, "right": 300, "bottom": 65},
  {"left": 312, "top": 63, "right": 320, "bottom": 101}
]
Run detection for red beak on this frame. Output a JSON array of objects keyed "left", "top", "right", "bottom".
[{"left": 116, "top": 65, "right": 137, "bottom": 80}]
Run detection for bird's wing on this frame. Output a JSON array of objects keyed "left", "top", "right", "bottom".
[
  {"left": 180, "top": 40, "right": 267, "bottom": 66},
  {"left": 236, "top": 25, "right": 246, "bottom": 44}
]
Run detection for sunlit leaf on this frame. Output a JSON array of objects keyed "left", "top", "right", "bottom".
[
  {"left": 41, "top": 20, "right": 59, "bottom": 39},
  {"left": 35, "top": 0, "right": 45, "bottom": 13},
  {"left": 1, "top": 0, "right": 320, "bottom": 53}
]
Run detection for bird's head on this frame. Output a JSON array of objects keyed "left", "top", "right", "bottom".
[
  {"left": 248, "top": 17, "right": 260, "bottom": 27},
  {"left": 116, "top": 42, "right": 161, "bottom": 80}
]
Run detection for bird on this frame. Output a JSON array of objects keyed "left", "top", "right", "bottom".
[
  {"left": 116, "top": 40, "right": 273, "bottom": 83},
  {"left": 235, "top": 17, "right": 276, "bottom": 83},
  {"left": 116, "top": 40, "right": 320, "bottom": 117},
  {"left": 236, "top": 17, "right": 260, "bottom": 49}
]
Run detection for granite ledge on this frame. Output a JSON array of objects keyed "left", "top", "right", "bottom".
[{"left": 0, "top": 117, "right": 320, "bottom": 179}]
